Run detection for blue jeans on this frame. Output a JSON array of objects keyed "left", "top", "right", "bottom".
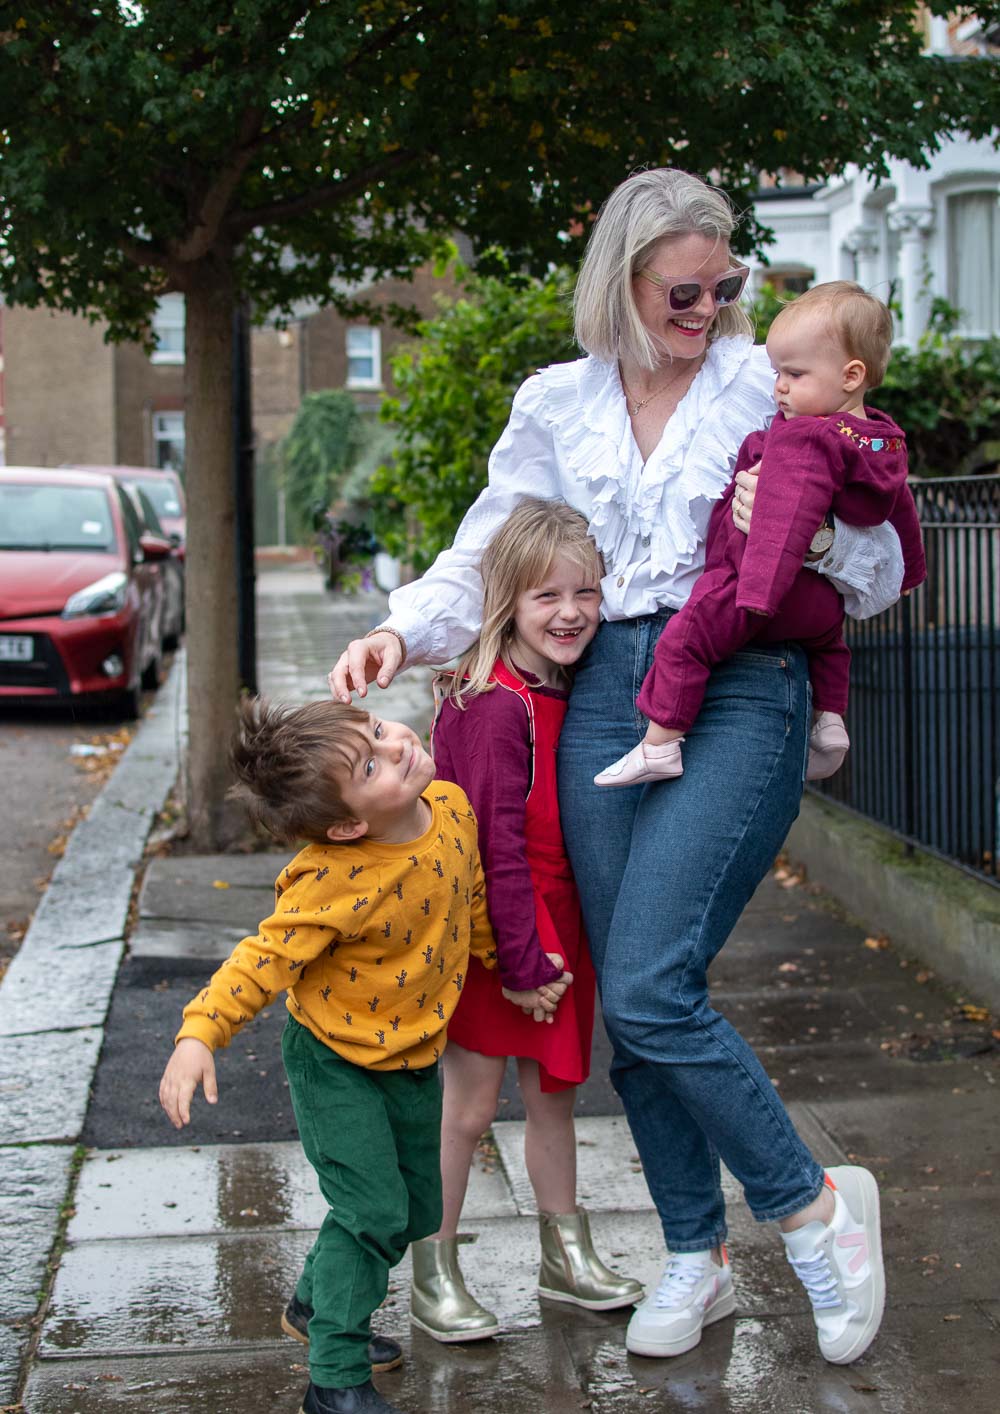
[{"left": 558, "top": 613, "right": 825, "bottom": 1252}]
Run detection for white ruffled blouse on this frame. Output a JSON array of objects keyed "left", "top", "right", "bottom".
[{"left": 386, "top": 339, "right": 905, "bottom": 667}]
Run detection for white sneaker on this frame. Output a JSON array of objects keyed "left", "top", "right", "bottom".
[
  {"left": 625, "top": 1248, "right": 735, "bottom": 1357},
  {"left": 782, "top": 1166, "right": 885, "bottom": 1364}
]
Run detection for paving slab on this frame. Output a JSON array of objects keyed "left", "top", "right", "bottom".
[
  {"left": 565, "top": 1303, "right": 999, "bottom": 1413},
  {"left": 806, "top": 1086, "right": 1000, "bottom": 1188},
  {"left": 42, "top": 1212, "right": 657, "bottom": 1359},
  {"left": 1, "top": 1028, "right": 102, "bottom": 1143},
  {"left": 68, "top": 1141, "right": 515, "bottom": 1242},
  {"left": 878, "top": 1186, "right": 1000, "bottom": 1306},
  {"left": 22, "top": 1348, "right": 317, "bottom": 1414},
  {"left": 0, "top": 938, "right": 124, "bottom": 1037},
  {"left": 138, "top": 869, "right": 278, "bottom": 926},
  {"left": 127, "top": 918, "right": 250, "bottom": 962},
  {"left": 141, "top": 853, "right": 288, "bottom": 891},
  {"left": 494, "top": 1114, "right": 685, "bottom": 1216}
]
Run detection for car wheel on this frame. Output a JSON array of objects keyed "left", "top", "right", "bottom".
[
  {"left": 118, "top": 680, "right": 143, "bottom": 720},
  {"left": 140, "top": 650, "right": 162, "bottom": 692}
]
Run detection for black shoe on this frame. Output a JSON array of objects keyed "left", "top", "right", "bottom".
[
  {"left": 282, "top": 1296, "right": 404, "bottom": 1373},
  {"left": 300, "top": 1380, "right": 404, "bottom": 1414}
]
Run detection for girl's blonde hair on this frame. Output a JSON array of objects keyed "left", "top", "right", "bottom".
[
  {"left": 574, "top": 168, "right": 753, "bottom": 371},
  {"left": 444, "top": 497, "right": 603, "bottom": 707}
]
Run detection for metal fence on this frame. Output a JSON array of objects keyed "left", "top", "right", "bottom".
[{"left": 813, "top": 474, "right": 1000, "bottom": 889}]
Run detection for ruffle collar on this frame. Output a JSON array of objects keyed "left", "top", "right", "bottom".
[{"left": 535, "top": 340, "right": 772, "bottom": 576}]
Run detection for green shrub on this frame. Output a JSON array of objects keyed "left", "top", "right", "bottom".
[{"left": 372, "top": 258, "right": 576, "bottom": 569}]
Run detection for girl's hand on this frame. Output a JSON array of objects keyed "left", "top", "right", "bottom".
[
  {"left": 732, "top": 466, "right": 759, "bottom": 535},
  {"left": 501, "top": 954, "right": 574, "bottom": 1024},
  {"left": 328, "top": 631, "right": 406, "bottom": 704},
  {"left": 159, "top": 1038, "right": 218, "bottom": 1129}
]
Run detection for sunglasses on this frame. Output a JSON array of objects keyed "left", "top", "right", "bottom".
[{"left": 638, "top": 264, "right": 750, "bottom": 312}]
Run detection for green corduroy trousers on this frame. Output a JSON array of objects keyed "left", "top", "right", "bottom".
[{"left": 282, "top": 1017, "right": 443, "bottom": 1388}]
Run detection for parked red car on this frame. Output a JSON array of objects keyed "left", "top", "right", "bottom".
[
  {"left": 0, "top": 467, "right": 172, "bottom": 717},
  {"left": 65, "top": 465, "right": 186, "bottom": 646}
]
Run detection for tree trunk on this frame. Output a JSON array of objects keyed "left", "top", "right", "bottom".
[{"left": 183, "top": 256, "right": 246, "bottom": 849}]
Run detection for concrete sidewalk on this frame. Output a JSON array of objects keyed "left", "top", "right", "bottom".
[{"left": 3, "top": 559, "right": 998, "bottom": 1414}]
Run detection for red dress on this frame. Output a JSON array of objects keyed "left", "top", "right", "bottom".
[{"left": 432, "top": 661, "right": 596, "bottom": 1093}]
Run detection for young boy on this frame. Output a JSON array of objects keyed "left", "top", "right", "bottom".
[
  {"left": 595, "top": 280, "right": 926, "bottom": 790},
  {"left": 159, "top": 698, "right": 565, "bottom": 1414}
]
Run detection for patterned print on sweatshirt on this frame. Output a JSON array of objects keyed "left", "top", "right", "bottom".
[{"left": 177, "top": 784, "right": 495, "bottom": 1071}]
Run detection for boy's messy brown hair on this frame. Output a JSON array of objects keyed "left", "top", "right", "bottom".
[{"left": 229, "top": 696, "right": 370, "bottom": 846}]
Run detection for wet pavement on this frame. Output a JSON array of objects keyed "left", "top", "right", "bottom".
[{"left": 3, "top": 559, "right": 998, "bottom": 1413}]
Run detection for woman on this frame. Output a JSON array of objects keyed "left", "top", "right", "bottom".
[{"left": 329, "top": 169, "right": 896, "bottom": 1367}]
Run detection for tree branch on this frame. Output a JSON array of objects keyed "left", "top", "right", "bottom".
[
  {"left": 225, "top": 146, "right": 421, "bottom": 236},
  {"left": 170, "top": 106, "right": 267, "bottom": 262}
]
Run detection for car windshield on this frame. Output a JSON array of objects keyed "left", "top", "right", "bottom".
[
  {"left": 131, "top": 477, "right": 182, "bottom": 519},
  {"left": 0, "top": 484, "right": 116, "bottom": 551}
]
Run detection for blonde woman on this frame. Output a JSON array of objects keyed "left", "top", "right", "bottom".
[
  {"left": 331, "top": 170, "right": 898, "bottom": 1366},
  {"left": 409, "top": 497, "right": 642, "bottom": 1342}
]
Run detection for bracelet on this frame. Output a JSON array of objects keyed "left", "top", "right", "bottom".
[{"left": 365, "top": 625, "right": 407, "bottom": 665}]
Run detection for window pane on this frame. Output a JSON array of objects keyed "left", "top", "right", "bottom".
[
  {"left": 153, "top": 412, "right": 185, "bottom": 472},
  {"left": 346, "top": 327, "right": 380, "bottom": 385},
  {"left": 948, "top": 192, "right": 1000, "bottom": 334}
]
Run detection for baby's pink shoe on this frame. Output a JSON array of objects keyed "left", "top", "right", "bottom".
[
  {"left": 594, "top": 739, "right": 684, "bottom": 788},
  {"left": 807, "top": 713, "right": 850, "bottom": 781}
]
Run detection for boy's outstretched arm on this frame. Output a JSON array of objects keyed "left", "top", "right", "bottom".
[{"left": 159, "top": 1037, "right": 218, "bottom": 1129}]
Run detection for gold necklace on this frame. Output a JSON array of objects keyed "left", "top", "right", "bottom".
[{"left": 619, "top": 364, "right": 682, "bottom": 417}]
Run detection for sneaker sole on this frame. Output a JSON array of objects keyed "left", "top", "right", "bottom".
[
  {"left": 281, "top": 1313, "right": 404, "bottom": 1373},
  {"left": 410, "top": 1313, "right": 499, "bottom": 1343},
  {"left": 822, "top": 1166, "right": 885, "bottom": 1365},
  {"left": 625, "top": 1287, "right": 736, "bottom": 1357},
  {"left": 538, "top": 1284, "right": 643, "bottom": 1312}
]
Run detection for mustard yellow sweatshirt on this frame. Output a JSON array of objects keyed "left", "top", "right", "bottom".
[{"left": 177, "top": 783, "right": 496, "bottom": 1070}]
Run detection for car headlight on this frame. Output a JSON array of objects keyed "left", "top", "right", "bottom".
[{"left": 62, "top": 571, "right": 129, "bottom": 618}]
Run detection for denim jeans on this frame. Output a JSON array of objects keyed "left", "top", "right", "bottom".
[{"left": 558, "top": 612, "right": 825, "bottom": 1252}]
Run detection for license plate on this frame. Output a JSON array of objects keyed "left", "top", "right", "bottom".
[{"left": 0, "top": 636, "right": 34, "bottom": 662}]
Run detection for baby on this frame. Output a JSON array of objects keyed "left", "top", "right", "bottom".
[{"left": 596, "top": 280, "right": 926, "bottom": 789}]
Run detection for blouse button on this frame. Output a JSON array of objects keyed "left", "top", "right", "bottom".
[
  {"left": 642, "top": 535, "right": 650, "bottom": 548},
  {"left": 617, "top": 575, "right": 625, "bottom": 588}
]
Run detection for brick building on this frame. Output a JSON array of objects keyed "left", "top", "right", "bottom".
[{"left": 1, "top": 262, "right": 460, "bottom": 538}]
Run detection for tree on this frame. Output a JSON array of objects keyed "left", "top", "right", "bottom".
[
  {"left": 283, "top": 389, "right": 362, "bottom": 541},
  {"left": 2, "top": 1, "right": 997, "bottom": 844},
  {"left": 374, "top": 259, "right": 576, "bottom": 566}
]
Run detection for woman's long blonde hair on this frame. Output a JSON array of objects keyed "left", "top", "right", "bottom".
[{"left": 443, "top": 497, "right": 603, "bottom": 707}]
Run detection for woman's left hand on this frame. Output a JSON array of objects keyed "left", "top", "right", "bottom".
[{"left": 732, "top": 466, "right": 759, "bottom": 535}]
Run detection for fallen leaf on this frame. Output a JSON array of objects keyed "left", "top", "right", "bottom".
[
  {"left": 212, "top": 879, "right": 231, "bottom": 889},
  {"left": 914, "top": 970, "right": 932, "bottom": 984},
  {"left": 864, "top": 935, "right": 889, "bottom": 951},
  {"left": 957, "top": 1003, "right": 989, "bottom": 1022},
  {"left": 778, "top": 962, "right": 799, "bottom": 973},
  {"left": 942, "top": 1314, "right": 961, "bottom": 1322}
]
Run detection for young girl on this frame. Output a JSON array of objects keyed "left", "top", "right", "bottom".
[
  {"left": 410, "top": 497, "right": 643, "bottom": 1341},
  {"left": 595, "top": 281, "right": 927, "bottom": 790}
]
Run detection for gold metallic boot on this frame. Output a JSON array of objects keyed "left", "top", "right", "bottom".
[
  {"left": 410, "top": 1235, "right": 500, "bottom": 1342},
  {"left": 538, "top": 1209, "right": 644, "bottom": 1310}
]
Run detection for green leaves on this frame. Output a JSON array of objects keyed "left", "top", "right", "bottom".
[
  {"left": 2, "top": 1, "right": 997, "bottom": 334},
  {"left": 372, "top": 258, "right": 576, "bottom": 567}
]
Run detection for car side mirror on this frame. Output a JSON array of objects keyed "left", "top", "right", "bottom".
[{"left": 138, "top": 532, "right": 172, "bottom": 562}]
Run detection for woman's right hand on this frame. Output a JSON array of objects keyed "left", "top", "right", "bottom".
[{"left": 328, "top": 631, "right": 405, "bottom": 703}]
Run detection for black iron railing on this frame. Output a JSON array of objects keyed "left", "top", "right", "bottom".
[{"left": 813, "top": 475, "right": 1000, "bottom": 889}]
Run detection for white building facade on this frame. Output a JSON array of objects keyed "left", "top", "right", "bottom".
[{"left": 748, "top": 15, "right": 999, "bottom": 346}]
